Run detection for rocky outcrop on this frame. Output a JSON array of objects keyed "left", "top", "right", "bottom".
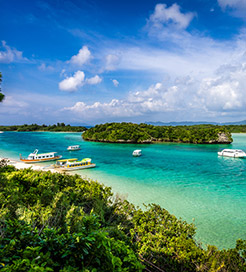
[{"left": 208, "top": 132, "right": 232, "bottom": 144}]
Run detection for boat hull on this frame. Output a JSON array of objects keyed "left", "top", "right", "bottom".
[
  {"left": 20, "top": 155, "right": 62, "bottom": 163},
  {"left": 60, "top": 163, "right": 96, "bottom": 171},
  {"left": 218, "top": 152, "right": 245, "bottom": 158}
]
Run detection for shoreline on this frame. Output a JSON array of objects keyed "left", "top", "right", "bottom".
[{"left": 1, "top": 157, "right": 63, "bottom": 174}]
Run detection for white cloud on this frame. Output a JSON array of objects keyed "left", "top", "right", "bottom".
[
  {"left": 112, "top": 79, "right": 119, "bottom": 87},
  {"left": 105, "top": 54, "right": 120, "bottom": 71},
  {"left": 86, "top": 75, "right": 102, "bottom": 85},
  {"left": 63, "top": 51, "right": 246, "bottom": 121},
  {"left": 69, "top": 45, "right": 91, "bottom": 66},
  {"left": 59, "top": 72, "right": 102, "bottom": 91},
  {"left": 38, "top": 63, "right": 54, "bottom": 71},
  {"left": 0, "top": 41, "right": 27, "bottom": 63},
  {"left": 198, "top": 61, "right": 246, "bottom": 112},
  {"left": 59, "top": 70, "right": 85, "bottom": 91},
  {"left": 217, "top": 0, "right": 246, "bottom": 17},
  {"left": 149, "top": 3, "right": 195, "bottom": 29},
  {"left": 1, "top": 96, "right": 28, "bottom": 108}
]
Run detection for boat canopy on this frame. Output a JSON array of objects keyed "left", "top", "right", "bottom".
[
  {"left": 82, "top": 158, "right": 91, "bottom": 162},
  {"left": 57, "top": 158, "right": 78, "bottom": 162}
]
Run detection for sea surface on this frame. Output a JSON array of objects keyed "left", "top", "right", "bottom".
[{"left": 0, "top": 131, "right": 246, "bottom": 249}]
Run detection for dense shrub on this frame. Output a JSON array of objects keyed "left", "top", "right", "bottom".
[{"left": 0, "top": 161, "right": 246, "bottom": 271}]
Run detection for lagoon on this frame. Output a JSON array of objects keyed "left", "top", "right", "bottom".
[{"left": 0, "top": 131, "right": 246, "bottom": 249}]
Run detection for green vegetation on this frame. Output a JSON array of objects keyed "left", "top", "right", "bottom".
[
  {"left": 0, "top": 123, "right": 87, "bottom": 132},
  {"left": 1, "top": 160, "right": 246, "bottom": 271},
  {"left": 0, "top": 72, "right": 4, "bottom": 102},
  {"left": 83, "top": 122, "right": 232, "bottom": 144},
  {"left": 226, "top": 125, "right": 246, "bottom": 133}
]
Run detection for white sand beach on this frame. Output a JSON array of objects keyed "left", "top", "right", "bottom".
[{"left": 1, "top": 157, "right": 61, "bottom": 174}]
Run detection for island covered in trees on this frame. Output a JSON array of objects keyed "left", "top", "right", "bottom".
[
  {"left": 82, "top": 122, "right": 233, "bottom": 144},
  {"left": 0, "top": 123, "right": 87, "bottom": 132}
]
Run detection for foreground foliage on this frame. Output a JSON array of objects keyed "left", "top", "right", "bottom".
[
  {"left": 0, "top": 123, "right": 87, "bottom": 132},
  {"left": 0, "top": 160, "right": 246, "bottom": 271},
  {"left": 83, "top": 122, "right": 232, "bottom": 144},
  {"left": 0, "top": 72, "right": 4, "bottom": 102}
]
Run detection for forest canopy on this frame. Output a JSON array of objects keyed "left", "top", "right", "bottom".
[
  {"left": 0, "top": 123, "right": 87, "bottom": 132},
  {"left": 83, "top": 122, "right": 233, "bottom": 144}
]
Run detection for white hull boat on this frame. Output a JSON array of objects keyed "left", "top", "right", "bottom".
[
  {"left": 20, "top": 149, "right": 62, "bottom": 163},
  {"left": 132, "top": 149, "right": 142, "bottom": 157},
  {"left": 218, "top": 149, "right": 246, "bottom": 158},
  {"left": 67, "top": 145, "right": 81, "bottom": 151}
]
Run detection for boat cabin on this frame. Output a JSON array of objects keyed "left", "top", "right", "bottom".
[
  {"left": 27, "top": 149, "right": 57, "bottom": 160},
  {"left": 132, "top": 149, "right": 142, "bottom": 157},
  {"left": 67, "top": 145, "right": 81, "bottom": 151}
]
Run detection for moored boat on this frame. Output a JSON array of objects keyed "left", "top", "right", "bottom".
[
  {"left": 218, "top": 149, "right": 246, "bottom": 158},
  {"left": 67, "top": 145, "right": 81, "bottom": 151},
  {"left": 132, "top": 149, "right": 142, "bottom": 157},
  {"left": 55, "top": 158, "right": 96, "bottom": 171},
  {"left": 20, "top": 149, "right": 62, "bottom": 163}
]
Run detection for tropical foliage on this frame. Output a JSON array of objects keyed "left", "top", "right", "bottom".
[
  {"left": 83, "top": 122, "right": 232, "bottom": 144},
  {"left": 1, "top": 160, "right": 246, "bottom": 271},
  {"left": 0, "top": 72, "right": 4, "bottom": 102},
  {"left": 0, "top": 123, "right": 87, "bottom": 132},
  {"left": 226, "top": 125, "right": 246, "bottom": 133}
]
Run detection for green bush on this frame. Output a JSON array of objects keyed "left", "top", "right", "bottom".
[{"left": 0, "top": 161, "right": 246, "bottom": 271}]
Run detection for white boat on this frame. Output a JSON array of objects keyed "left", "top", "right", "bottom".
[
  {"left": 218, "top": 149, "right": 246, "bottom": 158},
  {"left": 55, "top": 158, "right": 96, "bottom": 171},
  {"left": 20, "top": 149, "right": 62, "bottom": 163},
  {"left": 132, "top": 149, "right": 142, "bottom": 157},
  {"left": 67, "top": 145, "right": 81, "bottom": 151},
  {"left": 0, "top": 131, "right": 3, "bottom": 133}
]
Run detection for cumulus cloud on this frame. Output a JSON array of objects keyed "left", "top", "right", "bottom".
[
  {"left": 217, "top": 0, "right": 246, "bottom": 17},
  {"left": 69, "top": 45, "right": 91, "bottom": 66},
  {"left": 149, "top": 3, "right": 195, "bottom": 29},
  {"left": 63, "top": 51, "right": 246, "bottom": 120},
  {"left": 59, "top": 72, "right": 102, "bottom": 91},
  {"left": 59, "top": 70, "right": 85, "bottom": 91},
  {"left": 112, "top": 79, "right": 119, "bottom": 87},
  {"left": 86, "top": 75, "right": 102, "bottom": 85},
  {"left": 198, "top": 61, "right": 246, "bottom": 112},
  {"left": 0, "top": 41, "right": 27, "bottom": 63}
]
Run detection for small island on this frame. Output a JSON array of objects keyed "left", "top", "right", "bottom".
[
  {"left": 0, "top": 123, "right": 88, "bottom": 132},
  {"left": 82, "top": 122, "right": 232, "bottom": 144}
]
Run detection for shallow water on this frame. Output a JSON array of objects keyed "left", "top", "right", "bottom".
[{"left": 0, "top": 131, "right": 246, "bottom": 249}]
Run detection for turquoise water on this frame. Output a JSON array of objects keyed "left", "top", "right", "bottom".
[{"left": 0, "top": 131, "right": 246, "bottom": 249}]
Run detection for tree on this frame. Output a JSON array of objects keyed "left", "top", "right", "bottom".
[{"left": 0, "top": 72, "right": 4, "bottom": 102}]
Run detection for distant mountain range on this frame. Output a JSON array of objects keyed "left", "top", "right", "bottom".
[{"left": 145, "top": 120, "right": 246, "bottom": 126}]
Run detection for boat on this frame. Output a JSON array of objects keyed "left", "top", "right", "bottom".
[
  {"left": 218, "top": 149, "right": 246, "bottom": 158},
  {"left": 55, "top": 158, "right": 96, "bottom": 171},
  {"left": 67, "top": 145, "right": 81, "bottom": 151},
  {"left": 132, "top": 149, "right": 142, "bottom": 157},
  {"left": 20, "top": 149, "right": 62, "bottom": 163}
]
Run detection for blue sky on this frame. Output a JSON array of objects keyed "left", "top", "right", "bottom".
[{"left": 0, "top": 0, "right": 245, "bottom": 125}]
